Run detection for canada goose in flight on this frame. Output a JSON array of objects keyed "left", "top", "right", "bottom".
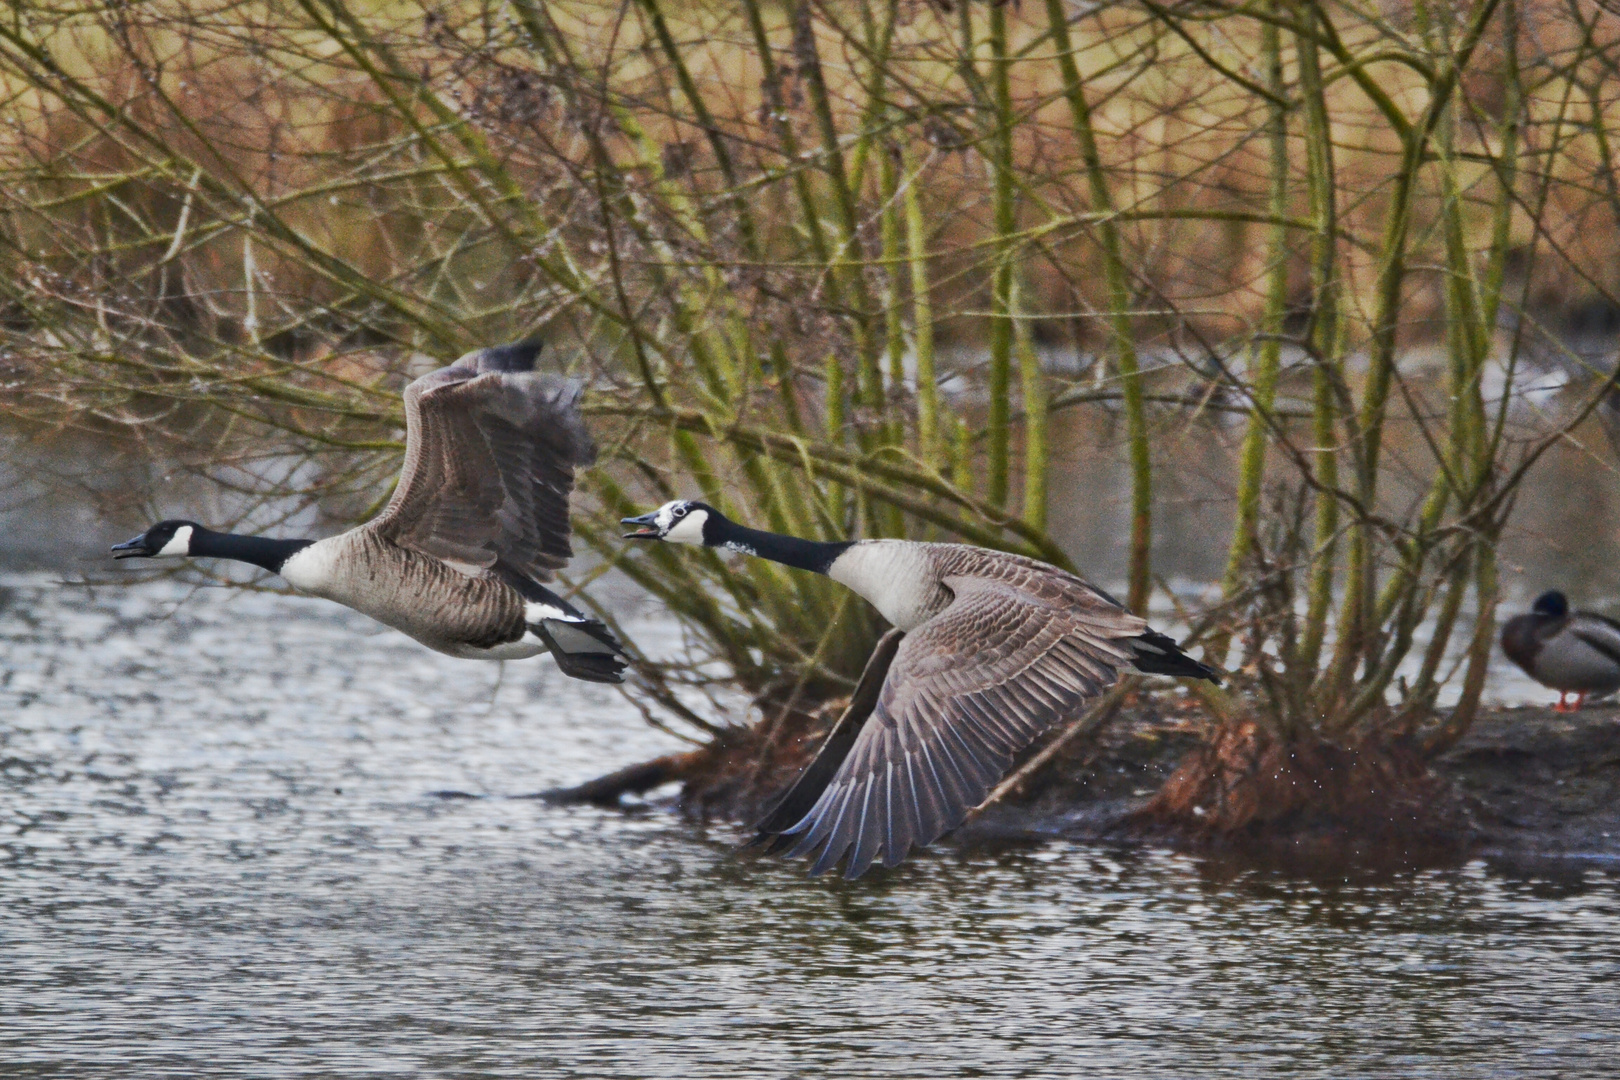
[
  {"left": 1501, "top": 590, "right": 1620, "bottom": 711},
  {"left": 112, "top": 341, "right": 627, "bottom": 683},
  {"left": 621, "top": 500, "right": 1219, "bottom": 876}
]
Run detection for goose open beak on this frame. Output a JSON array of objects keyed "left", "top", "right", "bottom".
[
  {"left": 620, "top": 512, "right": 661, "bottom": 539},
  {"left": 110, "top": 535, "right": 151, "bottom": 559}
]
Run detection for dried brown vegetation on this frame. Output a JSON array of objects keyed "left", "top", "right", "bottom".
[
  {"left": 1138, "top": 720, "right": 1472, "bottom": 852},
  {"left": 6, "top": 0, "right": 1620, "bottom": 836}
]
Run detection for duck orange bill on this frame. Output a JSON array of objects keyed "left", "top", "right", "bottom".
[
  {"left": 110, "top": 536, "right": 150, "bottom": 559},
  {"left": 620, "top": 512, "right": 661, "bottom": 539}
]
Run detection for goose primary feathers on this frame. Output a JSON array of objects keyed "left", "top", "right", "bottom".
[
  {"left": 622, "top": 500, "right": 1219, "bottom": 877},
  {"left": 112, "top": 341, "right": 627, "bottom": 683},
  {"left": 373, "top": 340, "right": 593, "bottom": 580}
]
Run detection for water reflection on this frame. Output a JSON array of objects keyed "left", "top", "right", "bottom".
[{"left": 2, "top": 578, "right": 1617, "bottom": 1077}]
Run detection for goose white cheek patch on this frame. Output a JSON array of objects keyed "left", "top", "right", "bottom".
[
  {"left": 664, "top": 510, "right": 708, "bottom": 544},
  {"left": 156, "top": 526, "right": 194, "bottom": 557}
]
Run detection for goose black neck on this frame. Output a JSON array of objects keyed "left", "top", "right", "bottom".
[
  {"left": 710, "top": 519, "right": 851, "bottom": 575},
  {"left": 192, "top": 529, "right": 314, "bottom": 575}
]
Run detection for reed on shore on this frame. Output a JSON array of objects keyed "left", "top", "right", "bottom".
[{"left": 4, "top": 0, "right": 1620, "bottom": 782}]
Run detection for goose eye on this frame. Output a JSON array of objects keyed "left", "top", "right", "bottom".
[{"left": 672, "top": 506, "right": 687, "bottom": 518}]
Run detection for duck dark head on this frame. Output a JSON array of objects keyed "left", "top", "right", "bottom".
[
  {"left": 111, "top": 519, "right": 202, "bottom": 560},
  {"left": 621, "top": 500, "right": 723, "bottom": 545},
  {"left": 1532, "top": 590, "right": 1570, "bottom": 619}
]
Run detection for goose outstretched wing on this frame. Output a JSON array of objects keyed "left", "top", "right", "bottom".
[
  {"left": 761, "top": 568, "right": 1149, "bottom": 878},
  {"left": 368, "top": 341, "right": 595, "bottom": 581}
]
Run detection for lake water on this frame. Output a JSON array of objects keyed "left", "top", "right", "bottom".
[{"left": 3, "top": 576, "right": 1618, "bottom": 1078}]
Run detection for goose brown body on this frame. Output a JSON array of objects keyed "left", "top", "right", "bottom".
[
  {"left": 113, "top": 341, "right": 627, "bottom": 681},
  {"left": 282, "top": 531, "right": 530, "bottom": 656},
  {"left": 620, "top": 500, "right": 1220, "bottom": 876}
]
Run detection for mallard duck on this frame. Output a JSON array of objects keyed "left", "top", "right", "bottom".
[{"left": 1500, "top": 590, "right": 1620, "bottom": 711}]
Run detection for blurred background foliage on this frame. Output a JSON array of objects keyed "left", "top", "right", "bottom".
[{"left": 4, "top": 0, "right": 1620, "bottom": 750}]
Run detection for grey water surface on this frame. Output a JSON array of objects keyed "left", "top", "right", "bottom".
[{"left": 2, "top": 576, "right": 1618, "bottom": 1079}]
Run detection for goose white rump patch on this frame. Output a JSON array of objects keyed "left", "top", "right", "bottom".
[
  {"left": 524, "top": 601, "right": 570, "bottom": 623},
  {"left": 524, "top": 601, "right": 619, "bottom": 657}
]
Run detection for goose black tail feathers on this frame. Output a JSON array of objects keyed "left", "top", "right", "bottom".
[
  {"left": 500, "top": 565, "right": 630, "bottom": 683},
  {"left": 544, "top": 640, "right": 629, "bottom": 683},
  {"left": 1128, "top": 628, "right": 1222, "bottom": 684},
  {"left": 533, "top": 618, "right": 628, "bottom": 684}
]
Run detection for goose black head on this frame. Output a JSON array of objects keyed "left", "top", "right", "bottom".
[
  {"left": 621, "top": 500, "right": 722, "bottom": 545},
  {"left": 111, "top": 519, "right": 202, "bottom": 560},
  {"left": 1531, "top": 590, "right": 1570, "bottom": 619}
]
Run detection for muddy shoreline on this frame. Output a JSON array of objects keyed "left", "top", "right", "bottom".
[
  {"left": 584, "top": 700, "right": 1620, "bottom": 872},
  {"left": 950, "top": 703, "right": 1620, "bottom": 869}
]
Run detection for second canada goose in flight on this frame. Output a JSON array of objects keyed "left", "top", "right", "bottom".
[
  {"left": 112, "top": 341, "right": 627, "bottom": 683},
  {"left": 622, "top": 500, "right": 1219, "bottom": 876},
  {"left": 1501, "top": 590, "right": 1620, "bottom": 711}
]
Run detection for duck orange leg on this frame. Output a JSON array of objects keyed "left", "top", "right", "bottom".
[{"left": 1555, "top": 692, "right": 1575, "bottom": 712}]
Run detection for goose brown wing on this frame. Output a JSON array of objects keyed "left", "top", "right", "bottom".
[
  {"left": 367, "top": 345, "right": 595, "bottom": 580},
  {"left": 773, "top": 570, "right": 1145, "bottom": 878}
]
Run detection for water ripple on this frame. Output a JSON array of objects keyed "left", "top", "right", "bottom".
[{"left": 2, "top": 576, "right": 1617, "bottom": 1078}]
